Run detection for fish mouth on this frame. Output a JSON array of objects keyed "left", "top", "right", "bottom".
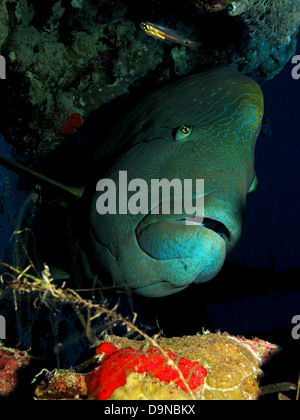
[
  {"left": 198, "top": 217, "right": 230, "bottom": 242},
  {"left": 136, "top": 208, "right": 231, "bottom": 261}
]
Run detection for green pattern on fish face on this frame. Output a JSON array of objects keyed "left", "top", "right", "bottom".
[{"left": 80, "top": 66, "right": 264, "bottom": 297}]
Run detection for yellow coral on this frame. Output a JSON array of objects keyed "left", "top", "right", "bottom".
[{"left": 110, "top": 372, "right": 190, "bottom": 400}]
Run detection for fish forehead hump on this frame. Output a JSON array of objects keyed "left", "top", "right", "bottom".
[
  {"left": 135, "top": 66, "right": 263, "bottom": 203},
  {"left": 104, "top": 65, "right": 263, "bottom": 155}
]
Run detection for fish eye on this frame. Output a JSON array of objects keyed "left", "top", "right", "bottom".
[{"left": 174, "top": 125, "right": 193, "bottom": 141}]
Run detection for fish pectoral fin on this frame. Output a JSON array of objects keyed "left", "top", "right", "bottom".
[{"left": 248, "top": 174, "right": 258, "bottom": 193}]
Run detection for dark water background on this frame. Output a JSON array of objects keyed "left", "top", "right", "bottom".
[{"left": 204, "top": 54, "right": 300, "bottom": 331}]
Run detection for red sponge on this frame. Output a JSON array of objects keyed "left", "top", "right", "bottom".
[{"left": 86, "top": 342, "right": 207, "bottom": 400}]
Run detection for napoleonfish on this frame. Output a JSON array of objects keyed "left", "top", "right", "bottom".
[
  {"left": 79, "top": 66, "right": 264, "bottom": 298},
  {"left": 0, "top": 66, "right": 263, "bottom": 299}
]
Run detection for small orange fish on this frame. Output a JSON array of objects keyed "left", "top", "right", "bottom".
[{"left": 140, "top": 22, "right": 201, "bottom": 50}]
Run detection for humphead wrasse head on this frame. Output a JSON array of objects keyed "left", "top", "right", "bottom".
[{"left": 80, "top": 66, "right": 264, "bottom": 297}]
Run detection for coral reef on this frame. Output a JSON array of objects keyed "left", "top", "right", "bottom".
[
  {"left": 34, "top": 333, "right": 278, "bottom": 400},
  {"left": 228, "top": 0, "right": 300, "bottom": 79},
  {"left": 0, "top": 0, "right": 299, "bottom": 156},
  {"left": 229, "top": 0, "right": 299, "bottom": 46},
  {"left": 86, "top": 342, "right": 207, "bottom": 399},
  {"left": 1, "top": 0, "right": 163, "bottom": 155},
  {"left": 34, "top": 368, "right": 87, "bottom": 400},
  {"left": 0, "top": 345, "right": 30, "bottom": 397},
  {"left": 0, "top": 1, "right": 12, "bottom": 50},
  {"left": 194, "top": 0, "right": 233, "bottom": 13}
]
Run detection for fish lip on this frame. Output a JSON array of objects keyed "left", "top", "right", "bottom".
[
  {"left": 200, "top": 217, "right": 231, "bottom": 243},
  {"left": 136, "top": 212, "right": 231, "bottom": 245},
  {"left": 132, "top": 281, "right": 189, "bottom": 297}
]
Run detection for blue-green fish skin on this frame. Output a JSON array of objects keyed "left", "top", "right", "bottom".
[{"left": 81, "top": 66, "right": 264, "bottom": 298}]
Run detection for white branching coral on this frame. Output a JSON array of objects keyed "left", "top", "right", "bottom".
[
  {"left": 228, "top": 0, "right": 300, "bottom": 79},
  {"left": 229, "top": 0, "right": 300, "bottom": 46}
]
